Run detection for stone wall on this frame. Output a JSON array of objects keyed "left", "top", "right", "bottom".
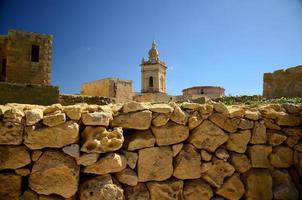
[
  {"left": 59, "top": 94, "right": 113, "bottom": 106},
  {"left": 263, "top": 65, "right": 302, "bottom": 99},
  {"left": 0, "top": 101, "right": 301, "bottom": 199}
]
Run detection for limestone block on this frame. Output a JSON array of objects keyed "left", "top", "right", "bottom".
[
  {"left": 170, "top": 105, "right": 188, "bottom": 125},
  {"left": 202, "top": 160, "right": 235, "bottom": 188},
  {"left": 188, "top": 120, "right": 228, "bottom": 152},
  {"left": 209, "top": 113, "right": 239, "bottom": 133},
  {"left": 151, "top": 113, "right": 169, "bottom": 126},
  {"left": 226, "top": 130, "right": 251, "bottom": 153},
  {"left": 244, "top": 110, "right": 260, "bottom": 120},
  {"left": 294, "top": 143, "right": 302, "bottom": 152},
  {"left": 199, "top": 104, "right": 213, "bottom": 115},
  {"left": 123, "top": 130, "right": 155, "bottom": 150},
  {"left": 181, "top": 102, "right": 201, "bottom": 110},
  {"left": 15, "top": 168, "right": 31, "bottom": 176},
  {"left": 31, "top": 150, "right": 43, "bottom": 162},
  {"left": 264, "top": 118, "right": 281, "bottom": 130},
  {"left": 4, "top": 108, "right": 24, "bottom": 123},
  {"left": 110, "top": 110, "right": 152, "bottom": 130},
  {"left": 183, "top": 179, "right": 213, "bottom": 200},
  {"left": 0, "top": 121, "right": 23, "bottom": 145},
  {"left": 151, "top": 121, "right": 189, "bottom": 146},
  {"left": 63, "top": 105, "right": 82, "bottom": 120},
  {"left": 76, "top": 153, "right": 98, "bottom": 166},
  {"left": 42, "top": 112, "right": 66, "bottom": 127},
  {"left": 82, "top": 111, "right": 112, "bottom": 126},
  {"left": 285, "top": 135, "right": 299, "bottom": 147},
  {"left": 244, "top": 169, "right": 272, "bottom": 200},
  {"left": 0, "top": 145, "right": 31, "bottom": 170},
  {"left": 25, "top": 108, "right": 43, "bottom": 125},
  {"left": 81, "top": 126, "right": 123, "bottom": 153},
  {"left": 43, "top": 104, "right": 62, "bottom": 115},
  {"left": 188, "top": 111, "right": 203, "bottom": 130},
  {"left": 173, "top": 144, "right": 201, "bottom": 179},
  {"left": 84, "top": 153, "right": 127, "bottom": 175},
  {"left": 124, "top": 183, "right": 150, "bottom": 200},
  {"left": 213, "top": 102, "right": 228, "bottom": 114},
  {"left": 79, "top": 174, "right": 124, "bottom": 200},
  {"left": 216, "top": 174, "right": 245, "bottom": 200},
  {"left": 63, "top": 144, "right": 80, "bottom": 158},
  {"left": 0, "top": 173, "right": 22, "bottom": 200},
  {"left": 228, "top": 106, "right": 245, "bottom": 118},
  {"left": 269, "top": 146, "right": 293, "bottom": 168},
  {"left": 238, "top": 119, "right": 254, "bottom": 130},
  {"left": 115, "top": 168, "right": 138, "bottom": 186},
  {"left": 248, "top": 145, "right": 272, "bottom": 168},
  {"left": 138, "top": 146, "right": 173, "bottom": 182},
  {"left": 20, "top": 190, "right": 39, "bottom": 200},
  {"left": 272, "top": 170, "right": 298, "bottom": 200},
  {"left": 294, "top": 151, "right": 302, "bottom": 178},
  {"left": 122, "top": 101, "right": 149, "bottom": 113},
  {"left": 250, "top": 121, "right": 267, "bottom": 144},
  {"left": 230, "top": 152, "right": 251, "bottom": 173},
  {"left": 123, "top": 151, "right": 138, "bottom": 169},
  {"left": 276, "top": 112, "right": 301, "bottom": 126},
  {"left": 267, "top": 130, "right": 287, "bottom": 146},
  {"left": 172, "top": 143, "right": 183, "bottom": 157},
  {"left": 29, "top": 150, "right": 80, "bottom": 198},
  {"left": 147, "top": 179, "right": 183, "bottom": 200},
  {"left": 200, "top": 150, "right": 212, "bottom": 161},
  {"left": 149, "top": 103, "right": 173, "bottom": 113},
  {"left": 215, "top": 148, "right": 230, "bottom": 161},
  {"left": 24, "top": 121, "right": 79, "bottom": 149}
]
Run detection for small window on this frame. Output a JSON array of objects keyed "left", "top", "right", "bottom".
[
  {"left": 200, "top": 89, "right": 204, "bottom": 94},
  {"left": 149, "top": 76, "right": 153, "bottom": 87},
  {"left": 31, "top": 45, "right": 40, "bottom": 62}
]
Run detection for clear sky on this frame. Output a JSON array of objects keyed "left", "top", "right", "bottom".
[{"left": 1, "top": 0, "right": 302, "bottom": 95}]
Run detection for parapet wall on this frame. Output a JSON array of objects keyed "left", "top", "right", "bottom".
[{"left": 0, "top": 101, "right": 301, "bottom": 199}]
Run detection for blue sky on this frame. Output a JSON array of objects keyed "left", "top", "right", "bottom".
[{"left": 1, "top": 0, "right": 302, "bottom": 95}]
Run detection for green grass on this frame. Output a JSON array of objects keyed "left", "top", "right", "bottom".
[{"left": 211, "top": 96, "right": 302, "bottom": 105}]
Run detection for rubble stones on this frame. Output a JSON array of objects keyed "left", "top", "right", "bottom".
[
  {"left": 151, "top": 113, "right": 169, "bottom": 126},
  {"left": 115, "top": 168, "right": 138, "bottom": 186},
  {"left": 0, "top": 145, "right": 31, "bottom": 170},
  {"left": 170, "top": 105, "right": 188, "bottom": 125},
  {"left": 25, "top": 108, "right": 43, "bottom": 126},
  {"left": 269, "top": 146, "right": 294, "bottom": 168},
  {"left": 230, "top": 152, "right": 251, "bottom": 173},
  {"left": 226, "top": 130, "right": 251, "bottom": 153},
  {"left": 0, "top": 121, "right": 24, "bottom": 145},
  {"left": 216, "top": 174, "right": 245, "bottom": 200},
  {"left": 124, "top": 183, "right": 150, "bottom": 200},
  {"left": 42, "top": 112, "right": 66, "bottom": 127},
  {"left": 149, "top": 103, "right": 173, "bottom": 113},
  {"left": 122, "top": 101, "right": 149, "bottom": 113},
  {"left": 123, "top": 129, "right": 155, "bottom": 150},
  {"left": 250, "top": 121, "right": 267, "bottom": 144},
  {"left": 272, "top": 170, "right": 298, "bottom": 200},
  {"left": 248, "top": 145, "right": 272, "bottom": 168},
  {"left": 82, "top": 111, "right": 112, "bottom": 126},
  {"left": 0, "top": 173, "right": 22, "bottom": 200},
  {"left": 111, "top": 110, "right": 152, "bottom": 130},
  {"left": 147, "top": 179, "right": 183, "bottom": 200},
  {"left": 209, "top": 113, "right": 239, "bottom": 133},
  {"left": 183, "top": 179, "right": 213, "bottom": 200}
]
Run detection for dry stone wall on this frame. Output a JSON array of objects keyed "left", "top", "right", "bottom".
[{"left": 0, "top": 101, "right": 301, "bottom": 200}]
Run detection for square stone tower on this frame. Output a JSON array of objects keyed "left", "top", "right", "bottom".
[{"left": 140, "top": 41, "right": 167, "bottom": 93}]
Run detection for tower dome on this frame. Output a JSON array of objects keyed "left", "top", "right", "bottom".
[{"left": 148, "top": 40, "right": 160, "bottom": 63}]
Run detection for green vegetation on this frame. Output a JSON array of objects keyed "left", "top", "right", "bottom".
[{"left": 211, "top": 96, "right": 302, "bottom": 105}]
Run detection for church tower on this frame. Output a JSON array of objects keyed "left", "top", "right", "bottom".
[{"left": 140, "top": 41, "right": 167, "bottom": 93}]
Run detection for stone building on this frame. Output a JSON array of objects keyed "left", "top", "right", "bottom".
[
  {"left": 263, "top": 65, "right": 302, "bottom": 98},
  {"left": 0, "top": 29, "right": 52, "bottom": 85},
  {"left": 183, "top": 86, "right": 225, "bottom": 99},
  {"left": 81, "top": 78, "right": 134, "bottom": 103}
]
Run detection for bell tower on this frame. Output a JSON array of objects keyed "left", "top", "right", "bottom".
[{"left": 140, "top": 41, "right": 167, "bottom": 93}]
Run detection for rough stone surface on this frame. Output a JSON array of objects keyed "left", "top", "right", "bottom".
[
  {"left": 209, "top": 113, "right": 239, "bottom": 133},
  {"left": 230, "top": 152, "right": 251, "bottom": 173},
  {"left": 272, "top": 170, "right": 299, "bottom": 200},
  {"left": 31, "top": 150, "right": 43, "bottom": 162},
  {"left": 0, "top": 173, "right": 22, "bottom": 200},
  {"left": 84, "top": 153, "right": 127, "bottom": 175},
  {"left": 24, "top": 121, "right": 79, "bottom": 149},
  {"left": 138, "top": 146, "right": 173, "bottom": 182},
  {"left": 124, "top": 183, "right": 150, "bottom": 200},
  {"left": 188, "top": 111, "right": 203, "bottom": 130},
  {"left": 188, "top": 120, "right": 228, "bottom": 152},
  {"left": 173, "top": 144, "right": 201, "bottom": 179},
  {"left": 200, "top": 149, "right": 212, "bottom": 161},
  {"left": 269, "top": 146, "right": 294, "bottom": 168},
  {"left": 268, "top": 130, "right": 287, "bottom": 146},
  {"left": 63, "top": 144, "right": 80, "bottom": 158},
  {"left": 76, "top": 153, "right": 98, "bottom": 166},
  {"left": 82, "top": 111, "right": 112, "bottom": 126},
  {"left": 250, "top": 120, "right": 267, "bottom": 144},
  {"left": 216, "top": 174, "right": 245, "bottom": 200},
  {"left": 170, "top": 105, "right": 188, "bottom": 125},
  {"left": 151, "top": 121, "right": 189, "bottom": 146},
  {"left": 43, "top": 112, "right": 66, "bottom": 127},
  {"left": 63, "top": 105, "right": 82, "bottom": 120},
  {"left": 123, "top": 151, "right": 138, "bottom": 169},
  {"left": 15, "top": 168, "right": 31, "bottom": 176},
  {"left": 0, "top": 145, "right": 31, "bottom": 170},
  {"left": 122, "top": 101, "right": 149, "bottom": 113},
  {"left": 245, "top": 110, "right": 260, "bottom": 120},
  {"left": 276, "top": 112, "right": 301, "bottom": 126},
  {"left": 25, "top": 108, "right": 43, "bottom": 125},
  {"left": 124, "top": 129, "right": 155, "bottom": 150},
  {"left": 248, "top": 145, "right": 272, "bottom": 168},
  {"left": 149, "top": 103, "right": 173, "bottom": 113},
  {"left": 147, "top": 179, "right": 183, "bottom": 200},
  {"left": 214, "top": 102, "right": 228, "bottom": 113},
  {"left": 238, "top": 118, "right": 254, "bottom": 130},
  {"left": 110, "top": 110, "right": 152, "bottom": 130},
  {"left": 29, "top": 150, "right": 80, "bottom": 198},
  {"left": 115, "top": 168, "right": 138, "bottom": 186},
  {"left": 215, "top": 148, "right": 230, "bottom": 161},
  {"left": 0, "top": 121, "right": 24, "bottom": 145},
  {"left": 226, "top": 130, "right": 251, "bottom": 153},
  {"left": 172, "top": 143, "right": 183, "bottom": 157},
  {"left": 152, "top": 113, "right": 169, "bottom": 127},
  {"left": 183, "top": 179, "right": 213, "bottom": 200}
]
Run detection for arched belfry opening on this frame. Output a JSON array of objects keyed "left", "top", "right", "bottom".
[{"left": 149, "top": 76, "right": 153, "bottom": 87}]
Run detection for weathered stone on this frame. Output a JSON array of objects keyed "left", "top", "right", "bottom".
[
  {"left": 149, "top": 103, "right": 173, "bottom": 113},
  {"left": 215, "top": 148, "right": 230, "bottom": 161},
  {"left": 0, "top": 145, "right": 31, "bottom": 170},
  {"left": 230, "top": 152, "right": 251, "bottom": 173},
  {"left": 63, "top": 144, "right": 80, "bottom": 158},
  {"left": 81, "top": 126, "right": 123, "bottom": 153},
  {"left": 260, "top": 107, "right": 279, "bottom": 119},
  {"left": 272, "top": 170, "right": 298, "bottom": 200},
  {"left": 124, "top": 183, "right": 150, "bottom": 200},
  {"left": 29, "top": 150, "right": 79, "bottom": 198},
  {"left": 115, "top": 168, "right": 138, "bottom": 186},
  {"left": 0, "top": 173, "right": 22, "bottom": 200},
  {"left": 183, "top": 179, "right": 213, "bottom": 200},
  {"left": 43, "top": 104, "right": 62, "bottom": 114},
  {"left": 151, "top": 113, "right": 169, "bottom": 126},
  {"left": 285, "top": 135, "right": 300, "bottom": 147},
  {"left": 202, "top": 160, "right": 235, "bottom": 188},
  {"left": 15, "top": 168, "right": 31, "bottom": 176},
  {"left": 244, "top": 169, "right": 272, "bottom": 200},
  {"left": 181, "top": 102, "right": 201, "bottom": 110},
  {"left": 82, "top": 111, "right": 112, "bottom": 126},
  {"left": 216, "top": 174, "right": 245, "bottom": 200},
  {"left": 209, "top": 113, "right": 239, "bottom": 133},
  {"left": 276, "top": 112, "right": 301, "bottom": 126},
  {"left": 138, "top": 146, "right": 173, "bottom": 182},
  {"left": 199, "top": 104, "right": 213, "bottom": 115},
  {"left": 173, "top": 144, "right": 201, "bottom": 179},
  {"left": 269, "top": 146, "right": 293, "bottom": 168},
  {"left": 244, "top": 110, "right": 260, "bottom": 120},
  {"left": 147, "top": 179, "right": 183, "bottom": 200},
  {"left": 151, "top": 121, "right": 189, "bottom": 146},
  {"left": 4, "top": 108, "right": 24, "bottom": 123},
  {"left": 63, "top": 105, "right": 82, "bottom": 120},
  {"left": 43, "top": 112, "right": 66, "bottom": 127},
  {"left": 79, "top": 174, "right": 124, "bottom": 200},
  {"left": 123, "top": 101, "right": 149, "bottom": 113},
  {"left": 31, "top": 150, "right": 42, "bottom": 162},
  {"left": 172, "top": 143, "right": 183, "bottom": 157},
  {"left": 283, "top": 127, "right": 302, "bottom": 137},
  {"left": 250, "top": 121, "right": 267, "bottom": 144},
  {"left": 188, "top": 111, "right": 203, "bottom": 130},
  {"left": 188, "top": 120, "right": 228, "bottom": 152},
  {"left": 0, "top": 121, "right": 24, "bottom": 145},
  {"left": 238, "top": 118, "right": 254, "bottom": 130},
  {"left": 248, "top": 145, "right": 272, "bottom": 168},
  {"left": 200, "top": 149, "right": 212, "bottom": 161},
  {"left": 264, "top": 118, "right": 281, "bottom": 130},
  {"left": 228, "top": 106, "right": 245, "bottom": 118},
  {"left": 111, "top": 110, "right": 152, "bottom": 130},
  {"left": 226, "top": 130, "right": 251, "bottom": 153},
  {"left": 76, "top": 153, "right": 98, "bottom": 166},
  {"left": 20, "top": 190, "right": 39, "bottom": 200},
  {"left": 294, "top": 151, "right": 302, "bottom": 177},
  {"left": 267, "top": 130, "right": 287, "bottom": 146},
  {"left": 24, "top": 121, "right": 79, "bottom": 149},
  {"left": 294, "top": 143, "right": 302, "bottom": 152},
  {"left": 282, "top": 103, "right": 302, "bottom": 114},
  {"left": 26, "top": 108, "right": 43, "bottom": 125},
  {"left": 124, "top": 129, "right": 155, "bottom": 150},
  {"left": 123, "top": 151, "right": 138, "bottom": 169},
  {"left": 170, "top": 105, "right": 188, "bottom": 125},
  {"left": 213, "top": 102, "right": 228, "bottom": 114}
]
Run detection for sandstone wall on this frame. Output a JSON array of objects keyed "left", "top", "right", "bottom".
[
  {"left": 59, "top": 94, "right": 113, "bottom": 106},
  {"left": 0, "top": 101, "right": 301, "bottom": 200},
  {"left": 263, "top": 65, "right": 302, "bottom": 99}
]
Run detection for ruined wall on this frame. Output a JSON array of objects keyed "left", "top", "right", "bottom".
[
  {"left": 263, "top": 65, "right": 302, "bottom": 99},
  {"left": 0, "top": 101, "right": 301, "bottom": 200},
  {"left": 59, "top": 94, "right": 113, "bottom": 106}
]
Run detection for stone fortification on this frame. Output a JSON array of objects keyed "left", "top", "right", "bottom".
[{"left": 0, "top": 101, "right": 301, "bottom": 199}]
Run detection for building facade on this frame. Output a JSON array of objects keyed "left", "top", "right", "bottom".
[
  {"left": 183, "top": 86, "right": 225, "bottom": 99},
  {"left": 0, "top": 30, "right": 52, "bottom": 85}
]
